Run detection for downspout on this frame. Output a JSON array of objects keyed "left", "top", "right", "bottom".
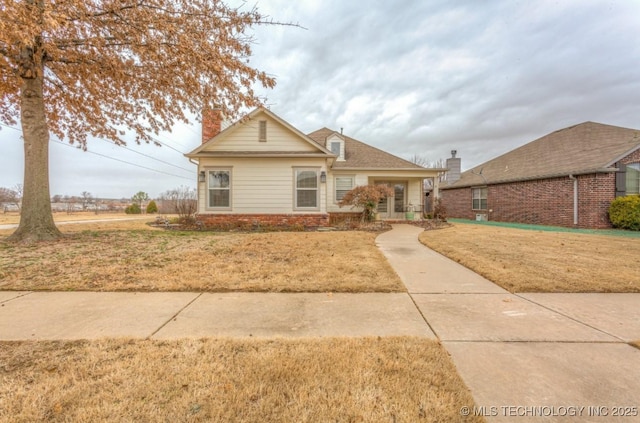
[
  {"left": 569, "top": 174, "right": 578, "bottom": 226},
  {"left": 190, "top": 158, "right": 200, "bottom": 216}
]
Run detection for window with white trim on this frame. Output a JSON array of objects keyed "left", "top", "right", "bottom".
[
  {"left": 295, "top": 169, "right": 319, "bottom": 209},
  {"left": 330, "top": 141, "right": 340, "bottom": 156},
  {"left": 208, "top": 169, "right": 231, "bottom": 209},
  {"left": 626, "top": 163, "right": 640, "bottom": 195},
  {"left": 335, "top": 176, "right": 354, "bottom": 202},
  {"left": 472, "top": 187, "right": 487, "bottom": 210}
]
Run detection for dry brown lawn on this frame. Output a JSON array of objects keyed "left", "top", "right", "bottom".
[
  {"left": 419, "top": 223, "right": 640, "bottom": 293},
  {"left": 0, "top": 337, "right": 482, "bottom": 423},
  {"left": 0, "top": 224, "right": 404, "bottom": 293}
]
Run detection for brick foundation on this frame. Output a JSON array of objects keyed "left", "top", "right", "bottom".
[
  {"left": 196, "top": 213, "right": 330, "bottom": 229},
  {"left": 328, "top": 212, "right": 363, "bottom": 225}
]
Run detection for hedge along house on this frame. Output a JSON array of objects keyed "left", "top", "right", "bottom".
[
  {"left": 440, "top": 122, "right": 640, "bottom": 229},
  {"left": 185, "top": 107, "right": 443, "bottom": 228}
]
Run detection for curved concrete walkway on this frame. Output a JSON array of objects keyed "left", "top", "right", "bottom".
[{"left": 377, "top": 224, "right": 640, "bottom": 423}]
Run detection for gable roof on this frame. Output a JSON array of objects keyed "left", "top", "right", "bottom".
[
  {"left": 307, "top": 128, "right": 429, "bottom": 170},
  {"left": 186, "top": 107, "right": 334, "bottom": 158},
  {"left": 444, "top": 121, "right": 640, "bottom": 189}
]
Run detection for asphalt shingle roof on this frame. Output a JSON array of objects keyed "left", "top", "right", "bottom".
[
  {"left": 444, "top": 122, "right": 640, "bottom": 189},
  {"left": 307, "top": 128, "right": 425, "bottom": 169}
]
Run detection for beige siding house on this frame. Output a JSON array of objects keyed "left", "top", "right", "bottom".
[{"left": 185, "top": 107, "right": 442, "bottom": 227}]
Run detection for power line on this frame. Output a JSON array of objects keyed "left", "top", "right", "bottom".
[
  {"left": 99, "top": 139, "right": 193, "bottom": 173},
  {"left": 1, "top": 122, "right": 194, "bottom": 181},
  {"left": 53, "top": 140, "right": 194, "bottom": 181}
]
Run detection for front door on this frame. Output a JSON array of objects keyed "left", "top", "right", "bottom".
[{"left": 376, "top": 182, "right": 406, "bottom": 219}]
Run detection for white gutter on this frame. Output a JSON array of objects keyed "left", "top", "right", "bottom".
[{"left": 569, "top": 174, "right": 578, "bottom": 225}]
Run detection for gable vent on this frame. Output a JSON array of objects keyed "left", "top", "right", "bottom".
[{"left": 259, "top": 120, "right": 267, "bottom": 142}]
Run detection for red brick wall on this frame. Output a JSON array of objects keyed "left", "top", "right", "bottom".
[
  {"left": 202, "top": 109, "right": 222, "bottom": 144},
  {"left": 441, "top": 174, "right": 615, "bottom": 229},
  {"left": 328, "top": 212, "right": 363, "bottom": 224},
  {"left": 621, "top": 148, "right": 640, "bottom": 166},
  {"left": 196, "top": 213, "right": 330, "bottom": 229}
]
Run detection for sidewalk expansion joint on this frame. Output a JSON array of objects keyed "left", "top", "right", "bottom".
[
  {"left": 0, "top": 291, "right": 34, "bottom": 305},
  {"left": 514, "top": 293, "right": 627, "bottom": 343},
  {"left": 147, "top": 292, "right": 203, "bottom": 339},
  {"left": 406, "top": 292, "right": 440, "bottom": 339}
]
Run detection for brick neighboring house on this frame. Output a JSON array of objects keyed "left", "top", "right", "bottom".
[{"left": 441, "top": 122, "right": 640, "bottom": 229}]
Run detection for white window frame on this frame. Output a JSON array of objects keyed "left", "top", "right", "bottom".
[
  {"left": 293, "top": 168, "right": 320, "bottom": 211},
  {"left": 472, "top": 187, "right": 488, "bottom": 210},
  {"left": 206, "top": 168, "right": 232, "bottom": 210},
  {"left": 334, "top": 175, "right": 355, "bottom": 203},
  {"left": 330, "top": 141, "right": 341, "bottom": 156}
]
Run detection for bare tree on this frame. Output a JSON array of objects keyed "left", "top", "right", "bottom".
[
  {"left": 410, "top": 155, "right": 446, "bottom": 170},
  {"left": 1, "top": 1, "right": 292, "bottom": 242},
  {"left": 80, "top": 191, "right": 93, "bottom": 210},
  {"left": 409, "top": 154, "right": 430, "bottom": 167},
  {"left": 0, "top": 187, "right": 19, "bottom": 212},
  {"left": 159, "top": 186, "right": 197, "bottom": 219}
]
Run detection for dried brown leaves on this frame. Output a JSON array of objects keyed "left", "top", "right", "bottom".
[{"left": 1, "top": 0, "right": 282, "bottom": 145}]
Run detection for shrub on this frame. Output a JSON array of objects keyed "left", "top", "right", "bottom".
[
  {"left": 338, "top": 185, "right": 394, "bottom": 222},
  {"left": 158, "top": 186, "right": 197, "bottom": 218},
  {"left": 608, "top": 195, "right": 640, "bottom": 230},
  {"left": 124, "top": 203, "right": 142, "bottom": 214},
  {"left": 433, "top": 198, "right": 447, "bottom": 222},
  {"left": 146, "top": 200, "right": 158, "bottom": 214}
]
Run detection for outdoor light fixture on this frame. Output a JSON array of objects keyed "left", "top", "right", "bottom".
[
  {"left": 198, "top": 170, "right": 206, "bottom": 182},
  {"left": 320, "top": 171, "right": 327, "bottom": 183}
]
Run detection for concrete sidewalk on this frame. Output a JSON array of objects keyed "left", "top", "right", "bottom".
[
  {"left": 0, "top": 291, "right": 433, "bottom": 340},
  {"left": 377, "top": 224, "right": 640, "bottom": 422}
]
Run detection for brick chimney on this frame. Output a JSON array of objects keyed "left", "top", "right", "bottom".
[
  {"left": 446, "top": 150, "right": 461, "bottom": 183},
  {"left": 202, "top": 108, "right": 223, "bottom": 144}
]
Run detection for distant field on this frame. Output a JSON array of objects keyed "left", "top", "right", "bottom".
[{"left": 0, "top": 211, "right": 154, "bottom": 225}]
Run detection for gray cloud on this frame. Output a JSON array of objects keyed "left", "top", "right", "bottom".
[{"left": 2, "top": 0, "right": 639, "bottom": 197}]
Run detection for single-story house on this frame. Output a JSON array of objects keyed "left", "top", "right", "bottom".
[
  {"left": 441, "top": 121, "right": 640, "bottom": 229},
  {"left": 185, "top": 107, "right": 443, "bottom": 227}
]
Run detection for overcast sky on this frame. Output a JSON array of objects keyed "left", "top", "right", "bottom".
[{"left": 1, "top": 0, "right": 639, "bottom": 199}]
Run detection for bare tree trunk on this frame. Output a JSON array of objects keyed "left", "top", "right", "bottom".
[{"left": 8, "top": 75, "right": 61, "bottom": 243}]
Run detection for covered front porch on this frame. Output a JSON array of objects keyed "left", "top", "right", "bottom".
[{"left": 369, "top": 176, "right": 439, "bottom": 220}]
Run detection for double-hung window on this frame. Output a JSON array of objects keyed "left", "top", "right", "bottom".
[
  {"left": 295, "top": 169, "right": 319, "bottom": 209},
  {"left": 208, "top": 169, "right": 231, "bottom": 209},
  {"left": 626, "top": 163, "right": 640, "bottom": 195},
  {"left": 472, "top": 187, "right": 488, "bottom": 210},
  {"left": 335, "top": 176, "right": 354, "bottom": 202}
]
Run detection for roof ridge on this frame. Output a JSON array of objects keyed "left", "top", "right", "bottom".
[{"left": 316, "top": 127, "right": 425, "bottom": 169}]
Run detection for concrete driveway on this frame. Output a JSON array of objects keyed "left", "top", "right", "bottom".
[{"left": 377, "top": 224, "right": 640, "bottom": 422}]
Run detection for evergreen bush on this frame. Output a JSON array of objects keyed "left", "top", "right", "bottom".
[
  {"left": 146, "top": 200, "right": 158, "bottom": 214},
  {"left": 124, "top": 203, "right": 142, "bottom": 214},
  {"left": 608, "top": 195, "right": 640, "bottom": 230}
]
